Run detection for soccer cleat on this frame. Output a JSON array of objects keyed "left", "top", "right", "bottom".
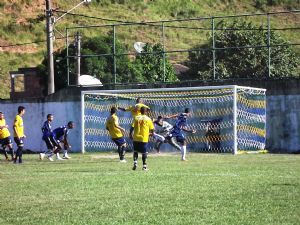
[
  {"left": 47, "top": 156, "right": 54, "bottom": 162},
  {"left": 142, "top": 165, "right": 148, "bottom": 171},
  {"left": 56, "top": 156, "right": 65, "bottom": 160},
  {"left": 132, "top": 164, "right": 137, "bottom": 170},
  {"left": 120, "top": 159, "right": 127, "bottom": 163},
  {"left": 62, "top": 155, "right": 70, "bottom": 159},
  {"left": 39, "top": 153, "right": 45, "bottom": 160}
]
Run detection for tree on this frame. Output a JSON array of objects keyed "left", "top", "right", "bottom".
[
  {"left": 185, "top": 20, "right": 298, "bottom": 80},
  {"left": 133, "top": 43, "right": 178, "bottom": 82},
  {"left": 38, "top": 37, "right": 178, "bottom": 91}
]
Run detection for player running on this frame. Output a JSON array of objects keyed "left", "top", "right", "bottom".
[
  {"left": 165, "top": 108, "right": 196, "bottom": 161},
  {"left": 130, "top": 106, "right": 154, "bottom": 171},
  {"left": 52, "top": 121, "right": 75, "bottom": 159},
  {"left": 0, "top": 112, "right": 14, "bottom": 161},
  {"left": 106, "top": 107, "right": 127, "bottom": 162},
  {"left": 13, "top": 106, "right": 26, "bottom": 164}
]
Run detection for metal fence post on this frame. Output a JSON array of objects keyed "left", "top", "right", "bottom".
[
  {"left": 66, "top": 28, "right": 70, "bottom": 86},
  {"left": 113, "top": 25, "right": 117, "bottom": 84},
  {"left": 162, "top": 22, "right": 166, "bottom": 82},
  {"left": 211, "top": 16, "right": 216, "bottom": 80},
  {"left": 267, "top": 13, "right": 271, "bottom": 78}
]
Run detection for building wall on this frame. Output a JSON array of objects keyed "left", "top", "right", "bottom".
[{"left": 0, "top": 101, "right": 81, "bottom": 152}]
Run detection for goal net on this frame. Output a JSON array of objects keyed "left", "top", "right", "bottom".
[{"left": 81, "top": 85, "right": 266, "bottom": 154}]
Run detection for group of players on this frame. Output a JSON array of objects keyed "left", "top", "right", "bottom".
[
  {"left": 1, "top": 98, "right": 195, "bottom": 168},
  {"left": 105, "top": 98, "right": 196, "bottom": 171},
  {"left": 0, "top": 105, "right": 74, "bottom": 163}
]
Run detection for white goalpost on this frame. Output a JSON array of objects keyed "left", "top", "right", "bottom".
[{"left": 81, "top": 85, "right": 266, "bottom": 154}]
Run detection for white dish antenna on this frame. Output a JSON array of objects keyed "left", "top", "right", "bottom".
[
  {"left": 78, "top": 75, "right": 102, "bottom": 86},
  {"left": 134, "top": 42, "right": 146, "bottom": 53}
]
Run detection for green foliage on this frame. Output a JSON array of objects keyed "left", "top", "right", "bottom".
[
  {"left": 134, "top": 43, "right": 178, "bottom": 82},
  {"left": 254, "top": 0, "right": 300, "bottom": 9},
  {"left": 186, "top": 20, "right": 298, "bottom": 80}
]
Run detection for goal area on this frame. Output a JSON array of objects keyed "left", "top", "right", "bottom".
[{"left": 81, "top": 85, "right": 266, "bottom": 154}]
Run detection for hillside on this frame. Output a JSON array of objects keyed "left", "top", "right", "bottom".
[{"left": 0, "top": 0, "right": 299, "bottom": 98}]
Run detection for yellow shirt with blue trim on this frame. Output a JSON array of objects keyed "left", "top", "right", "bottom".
[
  {"left": 131, "top": 114, "right": 154, "bottom": 143},
  {"left": 0, "top": 119, "right": 10, "bottom": 139},
  {"left": 106, "top": 114, "right": 123, "bottom": 139},
  {"left": 14, "top": 115, "right": 24, "bottom": 138}
]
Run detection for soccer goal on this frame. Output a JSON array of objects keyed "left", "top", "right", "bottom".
[{"left": 81, "top": 85, "right": 266, "bottom": 154}]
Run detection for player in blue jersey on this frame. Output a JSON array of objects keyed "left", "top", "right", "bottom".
[
  {"left": 40, "top": 114, "right": 60, "bottom": 161},
  {"left": 52, "top": 121, "right": 74, "bottom": 159},
  {"left": 166, "top": 108, "right": 196, "bottom": 161}
]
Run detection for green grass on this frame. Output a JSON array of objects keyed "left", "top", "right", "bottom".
[{"left": 0, "top": 153, "right": 299, "bottom": 225}]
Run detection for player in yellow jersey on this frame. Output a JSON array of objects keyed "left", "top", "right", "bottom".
[
  {"left": 13, "top": 106, "right": 26, "bottom": 164},
  {"left": 0, "top": 112, "right": 14, "bottom": 161},
  {"left": 129, "top": 106, "right": 154, "bottom": 171},
  {"left": 106, "top": 107, "right": 127, "bottom": 162},
  {"left": 118, "top": 97, "right": 150, "bottom": 118}
]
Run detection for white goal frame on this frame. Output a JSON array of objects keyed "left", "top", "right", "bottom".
[{"left": 81, "top": 85, "right": 266, "bottom": 154}]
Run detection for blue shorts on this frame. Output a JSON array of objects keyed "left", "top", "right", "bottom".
[
  {"left": 112, "top": 137, "right": 126, "bottom": 147},
  {"left": 0, "top": 137, "right": 12, "bottom": 147},
  {"left": 169, "top": 132, "right": 186, "bottom": 144},
  {"left": 133, "top": 141, "right": 148, "bottom": 154}
]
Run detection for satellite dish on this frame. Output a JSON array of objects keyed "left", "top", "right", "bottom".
[
  {"left": 78, "top": 75, "right": 102, "bottom": 86},
  {"left": 134, "top": 42, "right": 146, "bottom": 53}
]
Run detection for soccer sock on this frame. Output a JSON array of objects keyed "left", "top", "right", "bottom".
[
  {"left": 117, "top": 146, "right": 122, "bottom": 160},
  {"left": 157, "top": 141, "right": 163, "bottom": 152},
  {"left": 9, "top": 147, "right": 14, "bottom": 159},
  {"left": 63, "top": 149, "right": 68, "bottom": 157},
  {"left": 133, "top": 151, "right": 138, "bottom": 164},
  {"left": 120, "top": 145, "right": 125, "bottom": 160},
  {"left": 142, "top": 153, "right": 147, "bottom": 166},
  {"left": 3, "top": 148, "right": 9, "bottom": 159},
  {"left": 56, "top": 152, "right": 60, "bottom": 158},
  {"left": 18, "top": 147, "right": 23, "bottom": 163},
  {"left": 181, "top": 146, "right": 187, "bottom": 160}
]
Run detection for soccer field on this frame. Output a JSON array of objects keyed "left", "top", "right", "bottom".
[{"left": 0, "top": 153, "right": 299, "bottom": 225}]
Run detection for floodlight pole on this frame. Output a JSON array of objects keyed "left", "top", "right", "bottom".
[
  {"left": 211, "top": 16, "right": 216, "bottom": 80},
  {"left": 267, "top": 14, "right": 271, "bottom": 78}
]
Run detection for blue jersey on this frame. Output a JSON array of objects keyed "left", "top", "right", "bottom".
[
  {"left": 41, "top": 121, "right": 53, "bottom": 139},
  {"left": 53, "top": 126, "right": 69, "bottom": 140},
  {"left": 171, "top": 113, "right": 188, "bottom": 136}
]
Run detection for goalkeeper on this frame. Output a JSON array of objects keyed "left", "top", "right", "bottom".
[{"left": 153, "top": 116, "right": 173, "bottom": 153}]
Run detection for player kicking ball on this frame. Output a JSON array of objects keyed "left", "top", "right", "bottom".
[
  {"left": 165, "top": 108, "right": 196, "bottom": 161},
  {"left": 130, "top": 107, "right": 154, "bottom": 171},
  {"left": 106, "top": 107, "right": 127, "bottom": 162},
  {"left": 153, "top": 116, "right": 173, "bottom": 153}
]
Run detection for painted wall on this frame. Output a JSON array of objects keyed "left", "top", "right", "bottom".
[
  {"left": 266, "top": 95, "right": 300, "bottom": 153},
  {"left": 0, "top": 101, "right": 81, "bottom": 152}
]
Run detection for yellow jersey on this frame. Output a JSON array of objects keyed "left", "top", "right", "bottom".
[
  {"left": 126, "top": 103, "right": 150, "bottom": 118},
  {"left": 14, "top": 115, "right": 24, "bottom": 138},
  {"left": 106, "top": 114, "right": 123, "bottom": 139},
  {"left": 0, "top": 119, "right": 10, "bottom": 139},
  {"left": 132, "top": 114, "right": 154, "bottom": 143}
]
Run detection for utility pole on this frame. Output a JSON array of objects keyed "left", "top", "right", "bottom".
[
  {"left": 45, "top": 0, "right": 55, "bottom": 95},
  {"left": 75, "top": 32, "right": 81, "bottom": 85}
]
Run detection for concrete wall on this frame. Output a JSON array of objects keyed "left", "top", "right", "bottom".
[
  {"left": 1, "top": 79, "right": 299, "bottom": 153},
  {"left": 0, "top": 101, "right": 81, "bottom": 152}
]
